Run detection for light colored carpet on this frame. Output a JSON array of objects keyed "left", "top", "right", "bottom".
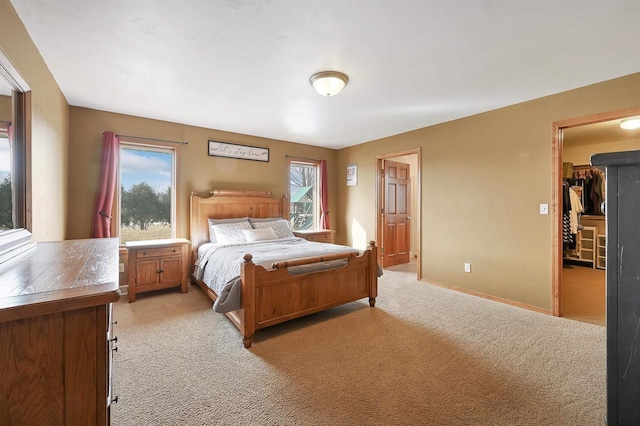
[{"left": 111, "top": 268, "right": 605, "bottom": 426}]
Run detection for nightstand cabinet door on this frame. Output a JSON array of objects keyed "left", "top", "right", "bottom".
[
  {"left": 160, "top": 257, "right": 182, "bottom": 283},
  {"left": 136, "top": 259, "right": 162, "bottom": 287}
]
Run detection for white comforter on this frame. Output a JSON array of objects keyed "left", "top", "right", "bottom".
[{"left": 194, "top": 237, "right": 360, "bottom": 313}]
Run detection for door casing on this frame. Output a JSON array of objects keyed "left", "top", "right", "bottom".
[{"left": 376, "top": 148, "right": 422, "bottom": 279}]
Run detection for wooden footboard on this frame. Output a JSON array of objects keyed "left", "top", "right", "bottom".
[{"left": 238, "top": 241, "right": 378, "bottom": 348}]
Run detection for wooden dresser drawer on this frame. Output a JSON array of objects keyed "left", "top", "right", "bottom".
[{"left": 136, "top": 246, "right": 181, "bottom": 258}]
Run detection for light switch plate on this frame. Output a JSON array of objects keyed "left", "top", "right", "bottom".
[{"left": 540, "top": 204, "right": 549, "bottom": 215}]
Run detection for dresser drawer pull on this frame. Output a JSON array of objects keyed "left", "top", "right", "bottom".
[
  {"left": 112, "top": 346, "right": 118, "bottom": 353},
  {"left": 112, "top": 396, "right": 118, "bottom": 404},
  {"left": 157, "top": 269, "right": 164, "bottom": 273},
  {"left": 110, "top": 336, "right": 118, "bottom": 343}
]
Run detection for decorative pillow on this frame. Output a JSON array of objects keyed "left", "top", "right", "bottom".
[
  {"left": 242, "top": 227, "right": 278, "bottom": 242},
  {"left": 212, "top": 221, "right": 253, "bottom": 244},
  {"left": 208, "top": 217, "right": 249, "bottom": 243},
  {"left": 249, "top": 217, "right": 282, "bottom": 223},
  {"left": 252, "top": 219, "right": 294, "bottom": 239}
]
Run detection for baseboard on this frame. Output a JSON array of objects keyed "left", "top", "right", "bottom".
[
  {"left": 421, "top": 279, "right": 553, "bottom": 316},
  {"left": 119, "top": 285, "right": 128, "bottom": 296}
]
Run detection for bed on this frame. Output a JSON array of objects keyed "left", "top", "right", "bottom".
[{"left": 190, "top": 189, "right": 378, "bottom": 348}]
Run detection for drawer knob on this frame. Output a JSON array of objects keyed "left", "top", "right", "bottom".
[
  {"left": 112, "top": 346, "right": 118, "bottom": 353},
  {"left": 112, "top": 396, "right": 118, "bottom": 404},
  {"left": 112, "top": 320, "right": 118, "bottom": 326},
  {"left": 157, "top": 269, "right": 164, "bottom": 273},
  {"left": 172, "top": 249, "right": 176, "bottom": 252},
  {"left": 143, "top": 251, "right": 147, "bottom": 255},
  {"left": 110, "top": 336, "right": 118, "bottom": 343}
]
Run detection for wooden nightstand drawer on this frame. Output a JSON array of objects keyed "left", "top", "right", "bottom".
[
  {"left": 306, "top": 233, "right": 332, "bottom": 243},
  {"left": 293, "top": 230, "right": 335, "bottom": 244},
  {"left": 136, "top": 246, "right": 181, "bottom": 259}
]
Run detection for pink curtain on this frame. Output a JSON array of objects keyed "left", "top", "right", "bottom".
[
  {"left": 91, "top": 131, "right": 119, "bottom": 238},
  {"left": 6, "top": 123, "right": 11, "bottom": 147},
  {"left": 320, "top": 160, "right": 330, "bottom": 229}
]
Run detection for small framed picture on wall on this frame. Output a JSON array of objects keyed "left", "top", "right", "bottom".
[{"left": 347, "top": 163, "right": 357, "bottom": 186}]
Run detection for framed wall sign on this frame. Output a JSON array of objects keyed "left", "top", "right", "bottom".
[
  {"left": 208, "top": 140, "right": 269, "bottom": 162},
  {"left": 347, "top": 163, "right": 357, "bottom": 186}
]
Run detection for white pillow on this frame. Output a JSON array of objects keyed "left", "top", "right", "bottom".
[
  {"left": 242, "top": 227, "right": 277, "bottom": 242},
  {"left": 252, "top": 219, "right": 294, "bottom": 239},
  {"left": 208, "top": 217, "right": 249, "bottom": 243},
  {"left": 212, "top": 221, "right": 253, "bottom": 244}
]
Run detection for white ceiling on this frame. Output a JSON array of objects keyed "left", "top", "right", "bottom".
[{"left": 9, "top": 0, "right": 640, "bottom": 149}]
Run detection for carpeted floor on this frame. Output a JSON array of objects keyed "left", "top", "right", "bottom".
[{"left": 111, "top": 267, "right": 605, "bottom": 426}]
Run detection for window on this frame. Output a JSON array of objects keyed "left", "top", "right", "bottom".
[
  {"left": 0, "top": 51, "right": 32, "bottom": 259},
  {"left": 289, "top": 160, "right": 319, "bottom": 230},
  {"left": 118, "top": 143, "right": 177, "bottom": 244},
  {"left": 0, "top": 126, "right": 11, "bottom": 230}
]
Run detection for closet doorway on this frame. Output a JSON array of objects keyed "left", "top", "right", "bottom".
[
  {"left": 376, "top": 148, "right": 421, "bottom": 279},
  {"left": 552, "top": 106, "right": 640, "bottom": 325}
]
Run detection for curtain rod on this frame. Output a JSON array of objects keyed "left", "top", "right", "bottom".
[
  {"left": 285, "top": 154, "right": 321, "bottom": 162},
  {"left": 115, "top": 133, "right": 189, "bottom": 145}
]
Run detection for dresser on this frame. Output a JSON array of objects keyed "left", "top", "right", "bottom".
[
  {"left": 0, "top": 238, "right": 120, "bottom": 425},
  {"left": 293, "top": 229, "right": 335, "bottom": 243},
  {"left": 126, "top": 238, "right": 190, "bottom": 302},
  {"left": 591, "top": 150, "right": 640, "bottom": 425}
]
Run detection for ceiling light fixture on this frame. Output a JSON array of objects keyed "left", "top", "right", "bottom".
[
  {"left": 309, "top": 71, "right": 349, "bottom": 97},
  {"left": 620, "top": 118, "right": 640, "bottom": 130}
]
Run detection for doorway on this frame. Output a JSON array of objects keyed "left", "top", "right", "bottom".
[
  {"left": 376, "top": 148, "right": 421, "bottom": 279},
  {"left": 552, "top": 106, "right": 640, "bottom": 323}
]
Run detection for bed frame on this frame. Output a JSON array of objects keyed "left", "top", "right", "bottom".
[{"left": 190, "top": 190, "right": 378, "bottom": 348}]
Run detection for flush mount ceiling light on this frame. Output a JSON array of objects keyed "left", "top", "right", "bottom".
[
  {"left": 620, "top": 118, "right": 640, "bottom": 130},
  {"left": 309, "top": 71, "right": 349, "bottom": 97}
]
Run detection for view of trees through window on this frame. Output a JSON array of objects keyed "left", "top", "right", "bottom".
[
  {"left": 120, "top": 145, "right": 174, "bottom": 243},
  {"left": 0, "top": 135, "right": 12, "bottom": 230},
  {"left": 289, "top": 161, "right": 318, "bottom": 230}
]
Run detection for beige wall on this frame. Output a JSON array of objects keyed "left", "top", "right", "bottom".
[
  {"left": 67, "top": 107, "right": 338, "bottom": 240},
  {"left": 564, "top": 138, "right": 640, "bottom": 166},
  {"left": 0, "top": 95, "right": 10, "bottom": 121},
  {"left": 0, "top": 0, "right": 69, "bottom": 241},
  {"left": 337, "top": 72, "right": 640, "bottom": 311}
]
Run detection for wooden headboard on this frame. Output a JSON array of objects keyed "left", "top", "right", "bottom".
[{"left": 189, "top": 189, "right": 289, "bottom": 257}]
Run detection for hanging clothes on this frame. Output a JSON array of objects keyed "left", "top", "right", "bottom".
[
  {"left": 569, "top": 187, "right": 583, "bottom": 234},
  {"left": 562, "top": 181, "right": 575, "bottom": 250}
]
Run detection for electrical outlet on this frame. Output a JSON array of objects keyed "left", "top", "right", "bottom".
[
  {"left": 540, "top": 204, "right": 549, "bottom": 215},
  {"left": 464, "top": 263, "right": 471, "bottom": 273},
  {"left": 119, "top": 263, "right": 125, "bottom": 273}
]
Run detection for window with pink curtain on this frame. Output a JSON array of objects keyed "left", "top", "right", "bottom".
[{"left": 91, "top": 131, "right": 119, "bottom": 238}]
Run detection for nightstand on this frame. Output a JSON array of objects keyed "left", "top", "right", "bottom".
[
  {"left": 126, "top": 238, "right": 190, "bottom": 302},
  {"left": 293, "top": 229, "right": 335, "bottom": 243}
]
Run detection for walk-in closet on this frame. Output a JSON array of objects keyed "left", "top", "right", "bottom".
[{"left": 561, "top": 118, "right": 640, "bottom": 325}]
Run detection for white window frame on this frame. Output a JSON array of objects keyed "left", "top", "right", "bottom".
[{"left": 116, "top": 141, "right": 178, "bottom": 243}]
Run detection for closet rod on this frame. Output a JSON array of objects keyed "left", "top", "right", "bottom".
[
  {"left": 285, "top": 154, "right": 320, "bottom": 162},
  {"left": 116, "top": 133, "right": 189, "bottom": 145}
]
